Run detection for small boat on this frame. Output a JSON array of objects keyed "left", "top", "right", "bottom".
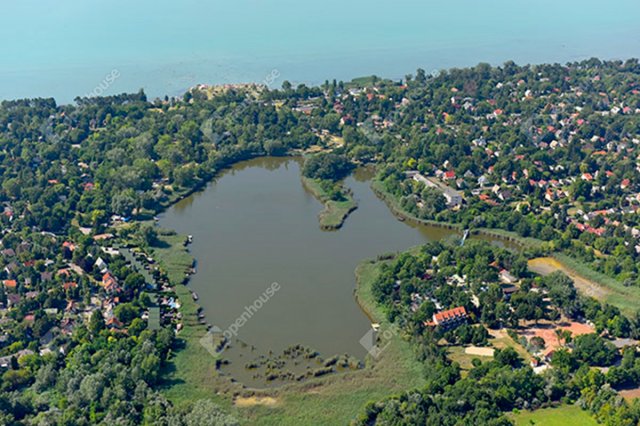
[{"left": 192, "top": 292, "right": 199, "bottom": 301}]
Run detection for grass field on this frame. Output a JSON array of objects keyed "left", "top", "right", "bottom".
[
  {"left": 301, "top": 176, "right": 357, "bottom": 230},
  {"left": 152, "top": 230, "right": 238, "bottom": 410},
  {"left": 511, "top": 405, "right": 597, "bottom": 426},
  {"left": 489, "top": 329, "right": 533, "bottom": 363},
  {"left": 447, "top": 346, "right": 486, "bottom": 374},
  {"left": 446, "top": 329, "right": 530, "bottom": 377},
  {"left": 553, "top": 253, "right": 640, "bottom": 316},
  {"left": 530, "top": 255, "right": 640, "bottom": 317}
]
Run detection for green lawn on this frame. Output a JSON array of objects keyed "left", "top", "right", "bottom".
[
  {"left": 553, "top": 253, "right": 640, "bottom": 317},
  {"left": 446, "top": 346, "right": 486, "bottom": 375},
  {"left": 446, "top": 331, "right": 530, "bottom": 377},
  {"left": 511, "top": 405, "right": 597, "bottom": 426},
  {"left": 301, "top": 176, "right": 357, "bottom": 230}
]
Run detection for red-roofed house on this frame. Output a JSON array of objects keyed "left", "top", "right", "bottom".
[
  {"left": 3, "top": 280, "right": 17, "bottom": 290},
  {"left": 106, "top": 317, "right": 124, "bottom": 329},
  {"left": 63, "top": 282, "right": 77, "bottom": 291},
  {"left": 101, "top": 273, "right": 120, "bottom": 293},
  {"left": 432, "top": 307, "right": 468, "bottom": 329},
  {"left": 586, "top": 226, "right": 605, "bottom": 237}
]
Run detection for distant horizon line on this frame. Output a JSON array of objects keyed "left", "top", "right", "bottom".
[{"left": 3, "top": 56, "right": 638, "bottom": 107}]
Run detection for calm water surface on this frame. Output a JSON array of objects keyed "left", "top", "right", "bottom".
[
  {"left": 2, "top": 0, "right": 639, "bottom": 102},
  {"left": 159, "top": 158, "right": 458, "bottom": 383}
]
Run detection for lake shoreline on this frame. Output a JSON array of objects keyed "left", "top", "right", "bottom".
[
  {"left": 155, "top": 157, "right": 430, "bottom": 411},
  {"left": 369, "top": 178, "right": 541, "bottom": 249},
  {"left": 152, "top": 155, "right": 639, "bottom": 419},
  {"left": 154, "top": 156, "right": 526, "bottom": 359}
]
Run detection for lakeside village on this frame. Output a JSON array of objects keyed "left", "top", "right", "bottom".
[
  {"left": 0, "top": 208, "right": 197, "bottom": 370},
  {"left": 372, "top": 240, "right": 640, "bottom": 383},
  {"left": 414, "top": 272, "right": 602, "bottom": 373},
  {"left": 3, "top": 62, "right": 640, "bottom": 389},
  {"left": 282, "top": 69, "right": 640, "bottom": 255}
]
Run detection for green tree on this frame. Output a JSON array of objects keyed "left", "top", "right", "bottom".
[
  {"left": 114, "top": 303, "right": 140, "bottom": 325},
  {"left": 89, "top": 310, "right": 105, "bottom": 335}
]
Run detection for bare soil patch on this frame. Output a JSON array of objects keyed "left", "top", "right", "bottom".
[
  {"left": 528, "top": 257, "right": 610, "bottom": 300},
  {"left": 234, "top": 396, "right": 279, "bottom": 407}
]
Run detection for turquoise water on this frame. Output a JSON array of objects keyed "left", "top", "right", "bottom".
[{"left": 2, "top": 0, "right": 639, "bottom": 103}]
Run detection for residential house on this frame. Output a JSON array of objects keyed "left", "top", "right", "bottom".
[
  {"left": 95, "top": 257, "right": 108, "bottom": 274},
  {"left": 431, "top": 307, "right": 468, "bottom": 329},
  {"left": 411, "top": 172, "right": 464, "bottom": 207},
  {"left": 6, "top": 294, "right": 20, "bottom": 307},
  {"left": 101, "top": 272, "right": 120, "bottom": 293},
  {"left": 2, "top": 280, "right": 17, "bottom": 291},
  {"left": 501, "top": 284, "right": 519, "bottom": 300},
  {"left": 4, "top": 262, "right": 18, "bottom": 276},
  {"left": 499, "top": 269, "right": 518, "bottom": 285}
]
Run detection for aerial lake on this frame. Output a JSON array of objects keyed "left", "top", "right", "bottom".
[
  {"left": 159, "top": 157, "right": 510, "bottom": 386},
  {"left": 3, "top": 0, "right": 640, "bottom": 103}
]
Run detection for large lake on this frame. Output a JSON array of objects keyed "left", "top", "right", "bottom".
[
  {"left": 159, "top": 157, "right": 512, "bottom": 386},
  {"left": 159, "top": 158, "right": 458, "bottom": 381},
  {"left": 3, "top": 0, "right": 640, "bottom": 103}
]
